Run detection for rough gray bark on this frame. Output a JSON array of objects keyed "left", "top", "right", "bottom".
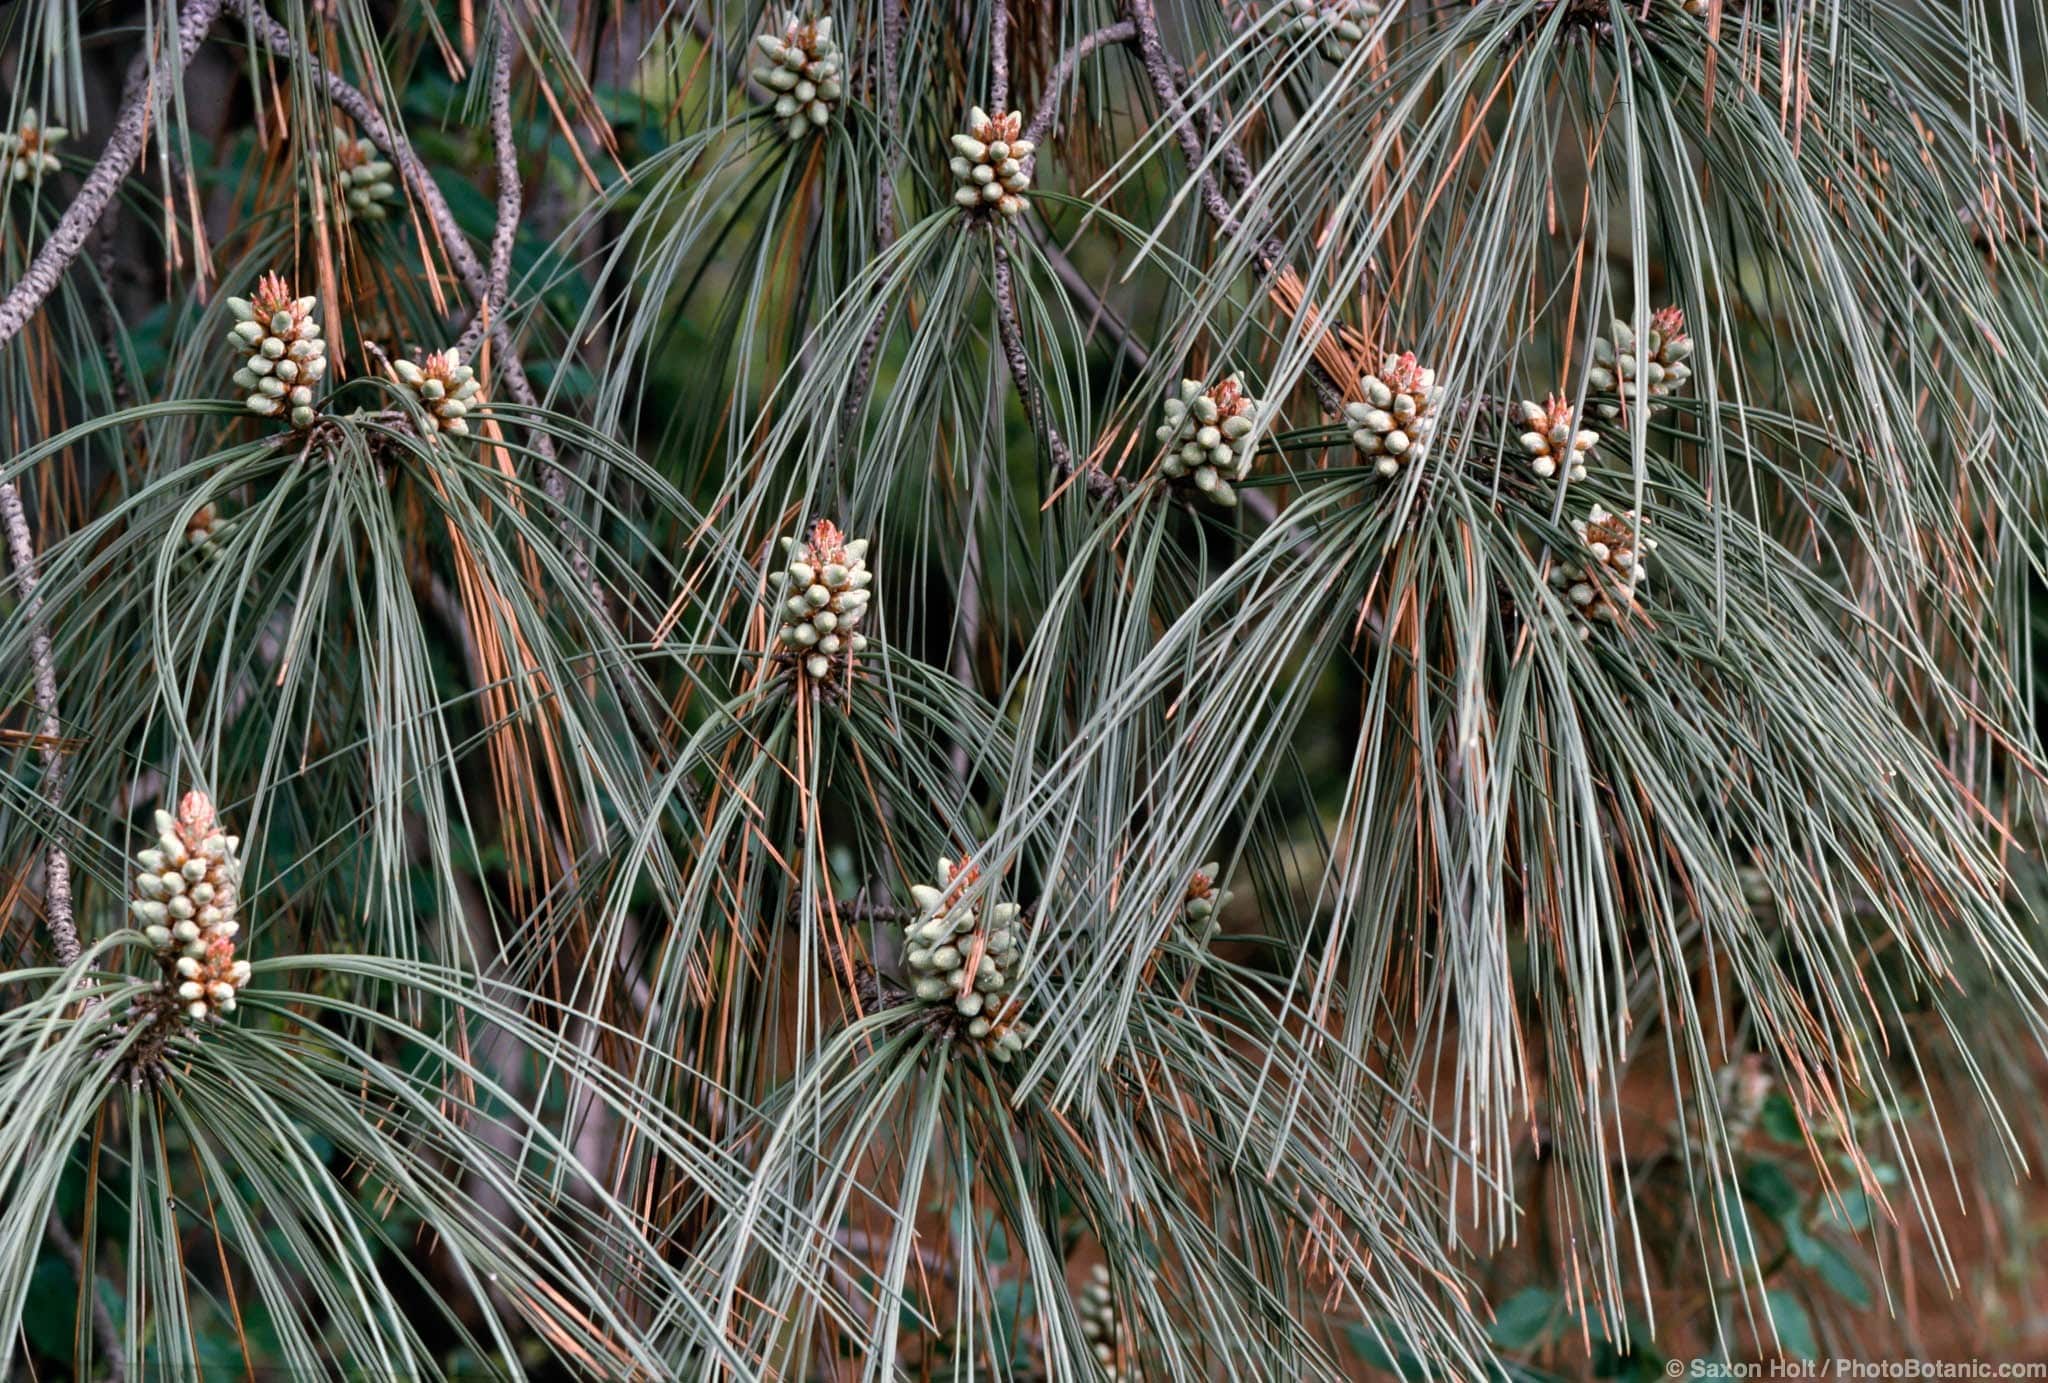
[
  {"left": 0, "top": 477, "right": 75, "bottom": 963},
  {"left": 458, "top": 8, "right": 525, "bottom": 358}
]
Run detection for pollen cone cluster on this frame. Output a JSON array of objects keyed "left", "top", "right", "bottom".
[
  {"left": 227, "top": 273, "right": 328, "bottom": 428},
  {"left": 776, "top": 520, "right": 872, "bottom": 680},
  {"left": 753, "top": 13, "right": 843, "bottom": 138},
  {"left": 1550, "top": 503, "right": 1653, "bottom": 637},
  {"left": 1589, "top": 307, "right": 1693, "bottom": 421},
  {"left": 1347, "top": 351, "right": 1442, "bottom": 476},
  {"left": 335, "top": 134, "right": 397, "bottom": 221},
  {"left": 1157, "top": 376, "right": 1261, "bottom": 506},
  {"left": 185, "top": 503, "right": 224, "bottom": 558},
  {"left": 1717, "top": 1053, "right": 1774, "bottom": 1144},
  {"left": 950, "top": 107, "right": 1033, "bottom": 218},
  {"left": 1181, "top": 862, "right": 1230, "bottom": 946},
  {"left": 1, "top": 106, "right": 63, "bottom": 184},
  {"left": 904, "top": 856, "right": 1028, "bottom": 1060},
  {"left": 1077, "top": 1266, "right": 1133, "bottom": 1379},
  {"left": 1271, "top": 0, "right": 1381, "bottom": 60},
  {"left": 126, "top": 792, "right": 250, "bottom": 1025},
  {"left": 1514, "top": 395, "right": 1600, "bottom": 482},
  {"left": 391, "top": 349, "right": 480, "bottom": 435}
]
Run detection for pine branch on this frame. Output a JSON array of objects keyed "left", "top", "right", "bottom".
[
  {"left": 1122, "top": 0, "right": 1345, "bottom": 414},
  {"left": 1021, "top": 20, "right": 1138, "bottom": 150},
  {"left": 1122, "top": 0, "right": 1265, "bottom": 252},
  {"left": 834, "top": 0, "right": 907, "bottom": 498},
  {"left": 989, "top": 1, "right": 1012, "bottom": 111},
  {"left": 225, "top": 0, "right": 600, "bottom": 606},
  {"left": 90, "top": 218, "right": 139, "bottom": 417},
  {"left": 991, "top": 237, "right": 1120, "bottom": 502},
  {"left": 1161, "top": 49, "right": 1259, "bottom": 200},
  {"left": 0, "top": 0, "right": 227, "bottom": 352},
  {"left": 458, "top": 6, "right": 523, "bottom": 359},
  {"left": 0, "top": 480, "right": 75, "bottom": 963}
]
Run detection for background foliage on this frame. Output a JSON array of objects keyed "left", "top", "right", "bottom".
[{"left": 4, "top": 0, "right": 2048, "bottom": 1377}]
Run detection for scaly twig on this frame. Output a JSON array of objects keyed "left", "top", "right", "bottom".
[
  {"left": 833, "top": 0, "right": 907, "bottom": 494},
  {"left": 990, "top": 0, "right": 1012, "bottom": 110},
  {"left": 1021, "top": 20, "right": 1137, "bottom": 151},
  {"left": 483, "top": 11, "right": 521, "bottom": 307},
  {"left": 458, "top": 6, "right": 523, "bottom": 359},
  {"left": 991, "top": 238, "right": 1118, "bottom": 502},
  {"left": 0, "top": 479, "right": 75, "bottom": 963},
  {"left": 1124, "top": 0, "right": 1277, "bottom": 260}
]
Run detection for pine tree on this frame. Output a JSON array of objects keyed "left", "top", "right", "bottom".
[{"left": 3, "top": 1, "right": 2047, "bottom": 1377}]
